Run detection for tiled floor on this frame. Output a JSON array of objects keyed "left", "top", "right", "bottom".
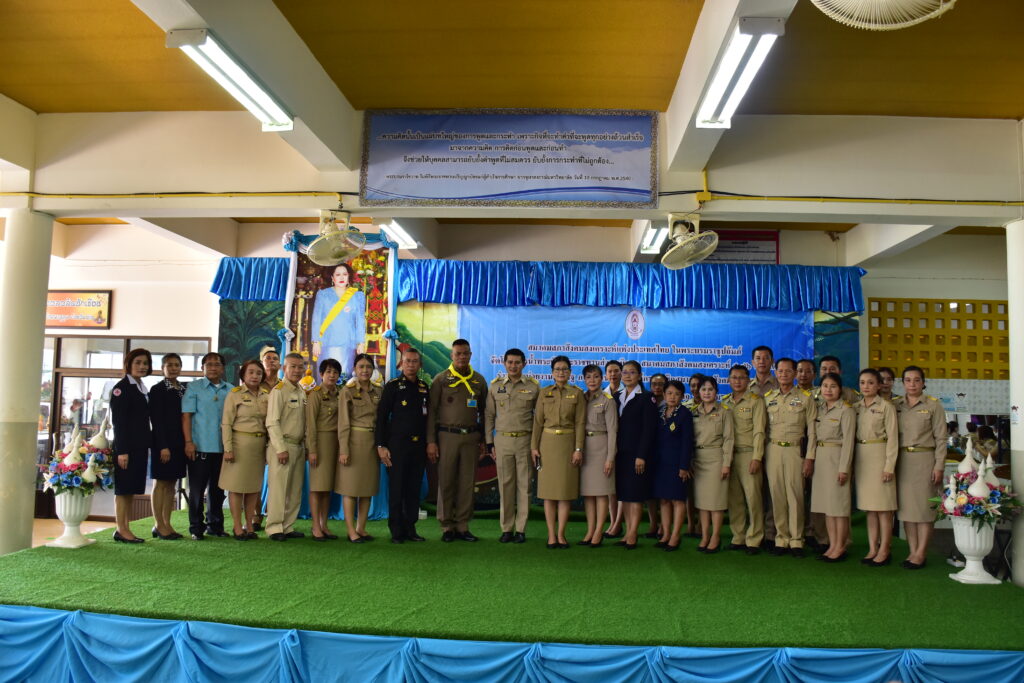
[{"left": 31, "top": 518, "right": 113, "bottom": 547}]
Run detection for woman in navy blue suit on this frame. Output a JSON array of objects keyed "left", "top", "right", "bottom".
[
  {"left": 148, "top": 353, "right": 187, "bottom": 540},
  {"left": 613, "top": 360, "right": 658, "bottom": 549},
  {"left": 109, "top": 348, "right": 154, "bottom": 543},
  {"left": 653, "top": 380, "right": 694, "bottom": 551}
]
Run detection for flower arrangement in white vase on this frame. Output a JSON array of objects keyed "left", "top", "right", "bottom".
[{"left": 40, "top": 421, "right": 114, "bottom": 548}]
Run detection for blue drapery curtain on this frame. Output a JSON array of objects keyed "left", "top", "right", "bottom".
[
  {"left": 212, "top": 258, "right": 865, "bottom": 312},
  {"left": 2, "top": 606, "right": 1020, "bottom": 682},
  {"left": 399, "top": 261, "right": 866, "bottom": 312}
]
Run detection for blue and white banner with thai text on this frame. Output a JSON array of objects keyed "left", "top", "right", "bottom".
[
  {"left": 458, "top": 306, "right": 813, "bottom": 387},
  {"left": 360, "top": 110, "right": 657, "bottom": 208}
]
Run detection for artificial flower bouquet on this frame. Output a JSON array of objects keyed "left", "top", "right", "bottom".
[{"left": 40, "top": 431, "right": 114, "bottom": 496}]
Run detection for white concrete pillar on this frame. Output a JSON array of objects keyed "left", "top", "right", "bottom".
[
  {"left": 1007, "top": 219, "right": 1024, "bottom": 587},
  {"left": 0, "top": 209, "right": 53, "bottom": 555}
]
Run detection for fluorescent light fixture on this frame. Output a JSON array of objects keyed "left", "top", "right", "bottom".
[
  {"left": 640, "top": 223, "right": 669, "bottom": 255},
  {"left": 381, "top": 220, "right": 417, "bottom": 250},
  {"left": 696, "top": 17, "right": 785, "bottom": 130},
  {"left": 167, "top": 29, "right": 293, "bottom": 132}
]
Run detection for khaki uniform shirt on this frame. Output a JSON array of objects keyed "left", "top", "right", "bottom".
[
  {"left": 266, "top": 379, "right": 307, "bottom": 453},
  {"left": 721, "top": 391, "right": 766, "bottom": 461},
  {"left": 338, "top": 382, "right": 382, "bottom": 452},
  {"left": 220, "top": 386, "right": 269, "bottom": 453},
  {"left": 427, "top": 368, "right": 487, "bottom": 443},
  {"left": 585, "top": 390, "right": 618, "bottom": 464},
  {"left": 304, "top": 384, "right": 339, "bottom": 452},
  {"left": 750, "top": 374, "right": 780, "bottom": 397},
  {"left": 691, "top": 402, "right": 735, "bottom": 467},
  {"left": 854, "top": 397, "right": 899, "bottom": 474},
  {"left": 894, "top": 394, "right": 948, "bottom": 471},
  {"left": 484, "top": 375, "right": 540, "bottom": 443},
  {"left": 815, "top": 399, "right": 856, "bottom": 474},
  {"left": 764, "top": 387, "right": 817, "bottom": 460},
  {"left": 530, "top": 383, "right": 586, "bottom": 451}
]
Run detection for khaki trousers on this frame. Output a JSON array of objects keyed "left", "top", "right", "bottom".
[
  {"left": 765, "top": 443, "right": 805, "bottom": 548},
  {"left": 494, "top": 433, "right": 532, "bottom": 533},
  {"left": 727, "top": 449, "right": 764, "bottom": 548},
  {"left": 437, "top": 431, "right": 480, "bottom": 532},
  {"left": 265, "top": 442, "right": 305, "bottom": 536}
]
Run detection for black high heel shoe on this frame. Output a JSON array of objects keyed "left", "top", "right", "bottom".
[{"left": 113, "top": 531, "right": 144, "bottom": 544}]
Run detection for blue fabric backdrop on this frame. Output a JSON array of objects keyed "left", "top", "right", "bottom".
[
  {"left": 211, "top": 258, "right": 865, "bottom": 313},
  {"left": 2, "top": 606, "right": 1019, "bottom": 683}
]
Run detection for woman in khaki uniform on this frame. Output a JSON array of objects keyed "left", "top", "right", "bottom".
[
  {"left": 895, "top": 365, "right": 947, "bottom": 570},
  {"left": 691, "top": 377, "right": 734, "bottom": 553},
  {"left": 531, "top": 355, "right": 586, "bottom": 548},
  {"left": 220, "top": 360, "right": 270, "bottom": 540},
  {"left": 580, "top": 364, "right": 617, "bottom": 546},
  {"left": 810, "top": 373, "right": 856, "bottom": 562},
  {"left": 854, "top": 368, "right": 899, "bottom": 567},
  {"left": 306, "top": 358, "right": 341, "bottom": 541},
  {"left": 337, "top": 354, "right": 382, "bottom": 543}
]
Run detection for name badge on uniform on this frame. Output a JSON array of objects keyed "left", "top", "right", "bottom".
[
  {"left": 497, "top": 387, "right": 507, "bottom": 394},
  {"left": 467, "top": 398, "right": 478, "bottom": 408}
]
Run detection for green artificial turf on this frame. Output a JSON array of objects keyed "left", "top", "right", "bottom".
[{"left": 3, "top": 509, "right": 1023, "bottom": 651}]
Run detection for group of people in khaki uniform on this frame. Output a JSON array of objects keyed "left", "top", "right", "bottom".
[{"left": 126, "top": 335, "right": 948, "bottom": 571}]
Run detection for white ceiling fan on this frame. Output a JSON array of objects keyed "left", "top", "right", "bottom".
[{"left": 811, "top": 0, "right": 957, "bottom": 31}]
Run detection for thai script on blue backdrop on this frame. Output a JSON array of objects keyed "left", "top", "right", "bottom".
[
  {"left": 361, "top": 110, "right": 657, "bottom": 207},
  {"left": 459, "top": 306, "right": 813, "bottom": 387}
]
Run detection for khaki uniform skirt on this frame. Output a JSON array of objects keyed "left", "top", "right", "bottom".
[
  {"left": 308, "top": 431, "right": 339, "bottom": 492},
  {"left": 335, "top": 428, "right": 379, "bottom": 497},
  {"left": 897, "top": 451, "right": 938, "bottom": 522},
  {"left": 537, "top": 430, "right": 579, "bottom": 501},
  {"left": 220, "top": 431, "right": 267, "bottom": 494},
  {"left": 855, "top": 442, "right": 897, "bottom": 511},
  {"left": 694, "top": 446, "right": 728, "bottom": 511},
  {"left": 581, "top": 431, "right": 615, "bottom": 496},
  {"left": 811, "top": 444, "right": 851, "bottom": 516}
]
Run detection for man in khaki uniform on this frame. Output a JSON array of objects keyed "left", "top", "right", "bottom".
[
  {"left": 749, "top": 345, "right": 780, "bottom": 397},
  {"left": 265, "top": 353, "right": 308, "bottom": 541},
  {"left": 427, "top": 339, "right": 487, "bottom": 542},
  {"left": 814, "top": 356, "right": 861, "bottom": 404},
  {"left": 722, "top": 364, "right": 766, "bottom": 554},
  {"left": 796, "top": 359, "right": 816, "bottom": 393},
  {"left": 485, "top": 348, "right": 539, "bottom": 544},
  {"left": 763, "top": 357, "right": 817, "bottom": 557}
]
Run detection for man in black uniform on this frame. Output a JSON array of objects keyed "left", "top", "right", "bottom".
[{"left": 376, "top": 348, "right": 433, "bottom": 544}]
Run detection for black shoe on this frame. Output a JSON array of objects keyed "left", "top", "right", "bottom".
[
  {"left": 460, "top": 531, "right": 478, "bottom": 542},
  {"left": 151, "top": 527, "right": 159, "bottom": 538},
  {"left": 285, "top": 531, "right": 304, "bottom": 539},
  {"left": 745, "top": 547, "right": 761, "bottom": 556},
  {"left": 603, "top": 530, "right": 623, "bottom": 539},
  {"left": 870, "top": 556, "right": 892, "bottom": 567},
  {"left": 791, "top": 548, "right": 806, "bottom": 559},
  {"left": 190, "top": 533, "right": 205, "bottom": 541},
  {"left": 270, "top": 533, "right": 287, "bottom": 541},
  {"left": 728, "top": 543, "right": 746, "bottom": 551},
  {"left": 654, "top": 541, "right": 667, "bottom": 548},
  {"left": 665, "top": 543, "right": 680, "bottom": 552},
  {"left": 860, "top": 557, "right": 876, "bottom": 565},
  {"left": 547, "top": 542, "right": 558, "bottom": 549},
  {"left": 704, "top": 545, "right": 721, "bottom": 554},
  {"left": 246, "top": 532, "right": 259, "bottom": 540},
  {"left": 902, "top": 559, "right": 926, "bottom": 570},
  {"left": 614, "top": 540, "right": 628, "bottom": 547},
  {"left": 390, "top": 537, "right": 405, "bottom": 544},
  {"left": 358, "top": 533, "right": 375, "bottom": 542},
  {"left": 558, "top": 542, "right": 570, "bottom": 549},
  {"left": 154, "top": 529, "right": 181, "bottom": 540},
  {"left": 442, "top": 531, "right": 456, "bottom": 543},
  {"left": 207, "top": 530, "right": 229, "bottom": 538},
  {"left": 696, "top": 545, "right": 707, "bottom": 553},
  {"left": 500, "top": 532, "right": 514, "bottom": 543},
  {"left": 770, "top": 546, "right": 788, "bottom": 556},
  {"left": 324, "top": 533, "right": 339, "bottom": 540},
  {"left": 589, "top": 540, "right": 603, "bottom": 548},
  {"left": 113, "top": 531, "right": 144, "bottom": 544},
  {"left": 823, "top": 552, "right": 848, "bottom": 563},
  {"left": 234, "top": 532, "right": 249, "bottom": 541},
  {"left": 311, "top": 535, "right": 328, "bottom": 542},
  {"left": 251, "top": 522, "right": 262, "bottom": 532},
  {"left": 804, "top": 536, "right": 820, "bottom": 551},
  {"left": 624, "top": 542, "right": 638, "bottom": 550},
  {"left": 407, "top": 534, "right": 426, "bottom": 542},
  {"left": 643, "top": 531, "right": 660, "bottom": 539},
  {"left": 348, "top": 536, "right": 366, "bottom": 544},
  {"left": 512, "top": 532, "right": 526, "bottom": 544}
]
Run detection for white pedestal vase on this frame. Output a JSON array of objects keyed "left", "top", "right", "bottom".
[
  {"left": 949, "top": 516, "right": 1000, "bottom": 584},
  {"left": 46, "top": 491, "right": 97, "bottom": 549}
]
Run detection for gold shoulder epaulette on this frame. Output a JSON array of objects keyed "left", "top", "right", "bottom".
[
  {"left": 603, "top": 390, "right": 612, "bottom": 399},
  {"left": 928, "top": 395, "right": 939, "bottom": 402},
  {"left": 802, "top": 388, "right": 812, "bottom": 397},
  {"left": 312, "top": 385, "right": 322, "bottom": 392},
  {"left": 528, "top": 376, "right": 539, "bottom": 384},
  {"left": 260, "top": 387, "right": 269, "bottom": 394},
  {"left": 274, "top": 380, "right": 284, "bottom": 390},
  {"left": 491, "top": 374, "right": 503, "bottom": 384},
  {"left": 345, "top": 377, "right": 358, "bottom": 387},
  {"left": 230, "top": 386, "right": 243, "bottom": 393}
]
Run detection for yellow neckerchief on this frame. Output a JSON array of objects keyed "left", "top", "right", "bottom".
[
  {"left": 447, "top": 363, "right": 476, "bottom": 393},
  {"left": 320, "top": 286, "right": 358, "bottom": 339}
]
